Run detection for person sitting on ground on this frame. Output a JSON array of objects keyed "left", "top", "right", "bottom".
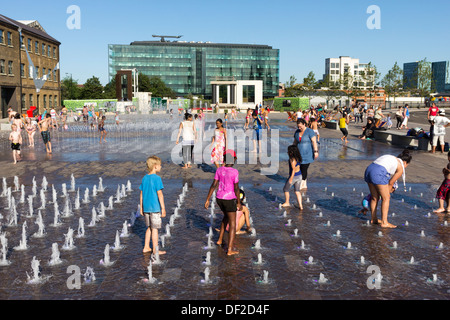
[
  {"left": 359, "top": 183, "right": 397, "bottom": 215},
  {"left": 360, "top": 118, "right": 376, "bottom": 140},
  {"left": 220, "top": 188, "right": 252, "bottom": 235}
]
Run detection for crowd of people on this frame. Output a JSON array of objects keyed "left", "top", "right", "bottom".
[{"left": 6, "top": 105, "right": 116, "bottom": 163}]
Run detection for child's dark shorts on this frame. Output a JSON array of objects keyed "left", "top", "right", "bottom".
[
  {"left": 144, "top": 212, "right": 162, "bottom": 229},
  {"left": 11, "top": 143, "right": 20, "bottom": 151},
  {"left": 216, "top": 198, "right": 237, "bottom": 213},
  {"left": 41, "top": 131, "right": 51, "bottom": 144}
]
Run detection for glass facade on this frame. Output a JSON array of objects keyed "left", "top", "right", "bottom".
[
  {"left": 432, "top": 61, "right": 450, "bottom": 93},
  {"left": 403, "top": 62, "right": 419, "bottom": 90},
  {"left": 108, "top": 41, "right": 279, "bottom": 98}
]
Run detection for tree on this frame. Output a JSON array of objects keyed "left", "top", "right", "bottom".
[
  {"left": 300, "top": 71, "right": 317, "bottom": 101},
  {"left": 103, "top": 77, "right": 116, "bottom": 99},
  {"left": 415, "top": 58, "right": 434, "bottom": 102},
  {"left": 319, "top": 74, "right": 342, "bottom": 108},
  {"left": 139, "top": 75, "right": 176, "bottom": 98},
  {"left": 61, "top": 76, "right": 81, "bottom": 101},
  {"left": 381, "top": 62, "right": 403, "bottom": 106},
  {"left": 284, "top": 75, "right": 302, "bottom": 97},
  {"left": 339, "top": 69, "right": 354, "bottom": 106},
  {"left": 363, "top": 62, "right": 381, "bottom": 104},
  {"left": 81, "top": 76, "right": 104, "bottom": 99}
]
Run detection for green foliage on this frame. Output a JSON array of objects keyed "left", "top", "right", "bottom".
[
  {"left": 381, "top": 62, "right": 403, "bottom": 101},
  {"left": 103, "top": 77, "right": 116, "bottom": 99},
  {"left": 273, "top": 97, "right": 309, "bottom": 111},
  {"left": 81, "top": 76, "right": 104, "bottom": 100},
  {"left": 139, "top": 74, "right": 176, "bottom": 99},
  {"left": 61, "top": 76, "right": 82, "bottom": 101}
]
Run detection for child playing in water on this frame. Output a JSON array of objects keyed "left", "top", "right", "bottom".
[
  {"left": 38, "top": 114, "right": 52, "bottom": 154},
  {"left": 220, "top": 188, "right": 252, "bottom": 235},
  {"left": 339, "top": 112, "right": 349, "bottom": 144},
  {"left": 204, "top": 149, "right": 242, "bottom": 256},
  {"left": 98, "top": 116, "right": 107, "bottom": 144},
  {"left": 359, "top": 183, "right": 398, "bottom": 215},
  {"left": 281, "top": 145, "right": 303, "bottom": 210},
  {"left": 434, "top": 152, "right": 450, "bottom": 213},
  {"left": 25, "top": 118, "right": 36, "bottom": 147},
  {"left": 140, "top": 156, "right": 166, "bottom": 255},
  {"left": 115, "top": 112, "right": 120, "bottom": 126},
  {"left": 9, "top": 124, "right": 22, "bottom": 164}
]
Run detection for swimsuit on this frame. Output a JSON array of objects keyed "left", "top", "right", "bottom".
[
  {"left": 11, "top": 143, "right": 21, "bottom": 151},
  {"left": 41, "top": 131, "right": 51, "bottom": 144}
]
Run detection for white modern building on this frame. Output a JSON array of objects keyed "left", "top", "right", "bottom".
[
  {"left": 210, "top": 80, "right": 263, "bottom": 110},
  {"left": 323, "top": 56, "right": 375, "bottom": 91}
]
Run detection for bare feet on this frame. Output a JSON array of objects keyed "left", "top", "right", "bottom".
[
  {"left": 143, "top": 248, "right": 152, "bottom": 254},
  {"left": 227, "top": 249, "right": 239, "bottom": 256},
  {"left": 380, "top": 222, "right": 397, "bottom": 228},
  {"left": 281, "top": 202, "right": 291, "bottom": 207},
  {"left": 434, "top": 208, "right": 446, "bottom": 213}
]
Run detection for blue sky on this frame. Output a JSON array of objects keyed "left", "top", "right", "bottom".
[{"left": 3, "top": 0, "right": 450, "bottom": 85}]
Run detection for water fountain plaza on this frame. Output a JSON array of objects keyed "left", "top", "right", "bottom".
[{"left": 0, "top": 113, "right": 448, "bottom": 300}]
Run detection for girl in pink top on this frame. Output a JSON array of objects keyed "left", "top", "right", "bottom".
[{"left": 205, "top": 149, "right": 241, "bottom": 256}]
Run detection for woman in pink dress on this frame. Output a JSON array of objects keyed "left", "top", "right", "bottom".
[{"left": 211, "top": 119, "right": 227, "bottom": 168}]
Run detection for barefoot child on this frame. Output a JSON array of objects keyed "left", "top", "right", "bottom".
[
  {"left": 223, "top": 189, "right": 252, "bottom": 235},
  {"left": 25, "top": 118, "right": 36, "bottom": 147},
  {"left": 38, "top": 114, "right": 52, "bottom": 154},
  {"left": 434, "top": 153, "right": 450, "bottom": 213},
  {"left": 281, "top": 145, "right": 303, "bottom": 210},
  {"left": 98, "top": 116, "right": 107, "bottom": 144},
  {"left": 9, "top": 124, "right": 22, "bottom": 164},
  {"left": 359, "top": 183, "right": 397, "bottom": 215},
  {"left": 339, "top": 112, "right": 349, "bottom": 144},
  {"left": 204, "top": 149, "right": 242, "bottom": 256},
  {"left": 139, "top": 156, "right": 166, "bottom": 255}
]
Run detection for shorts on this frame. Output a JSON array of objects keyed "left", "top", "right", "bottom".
[
  {"left": 432, "top": 134, "right": 445, "bottom": 146},
  {"left": 144, "top": 212, "right": 162, "bottom": 229},
  {"left": 41, "top": 131, "right": 51, "bottom": 144},
  {"left": 340, "top": 128, "right": 348, "bottom": 137},
  {"left": 216, "top": 198, "right": 237, "bottom": 213},
  {"left": 252, "top": 130, "right": 261, "bottom": 141},
  {"left": 283, "top": 174, "right": 302, "bottom": 192},
  {"left": 436, "top": 179, "right": 450, "bottom": 200},
  {"left": 11, "top": 143, "right": 20, "bottom": 151},
  {"left": 364, "top": 163, "right": 390, "bottom": 185}
]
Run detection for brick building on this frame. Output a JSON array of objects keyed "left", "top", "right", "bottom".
[{"left": 0, "top": 14, "right": 60, "bottom": 118}]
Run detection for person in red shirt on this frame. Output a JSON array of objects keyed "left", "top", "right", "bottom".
[{"left": 428, "top": 103, "right": 440, "bottom": 122}]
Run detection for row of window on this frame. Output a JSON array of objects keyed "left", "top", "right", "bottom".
[
  {"left": 0, "top": 59, "right": 14, "bottom": 75},
  {"left": 0, "top": 29, "right": 12, "bottom": 46},
  {"left": 24, "top": 36, "right": 57, "bottom": 58},
  {"left": 0, "top": 29, "right": 58, "bottom": 58},
  {"left": 22, "top": 93, "right": 58, "bottom": 109},
  {"left": 0, "top": 59, "right": 58, "bottom": 81}
]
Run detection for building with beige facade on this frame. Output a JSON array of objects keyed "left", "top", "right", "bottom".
[{"left": 0, "top": 14, "right": 60, "bottom": 118}]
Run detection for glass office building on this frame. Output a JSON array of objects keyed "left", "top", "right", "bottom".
[
  {"left": 108, "top": 41, "right": 279, "bottom": 98},
  {"left": 432, "top": 61, "right": 450, "bottom": 93}
]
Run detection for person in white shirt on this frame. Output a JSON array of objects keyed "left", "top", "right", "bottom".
[{"left": 431, "top": 109, "right": 450, "bottom": 154}]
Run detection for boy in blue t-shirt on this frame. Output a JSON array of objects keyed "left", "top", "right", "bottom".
[{"left": 139, "top": 156, "right": 166, "bottom": 254}]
